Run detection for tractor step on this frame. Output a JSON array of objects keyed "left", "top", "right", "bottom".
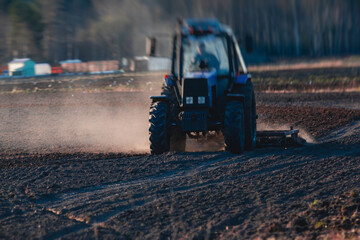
[{"left": 256, "top": 128, "right": 304, "bottom": 148}]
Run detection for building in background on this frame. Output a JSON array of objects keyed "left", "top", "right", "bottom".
[
  {"left": 87, "top": 60, "right": 119, "bottom": 73},
  {"left": 51, "top": 66, "right": 63, "bottom": 75},
  {"left": 59, "top": 59, "right": 82, "bottom": 64},
  {"left": 35, "top": 63, "right": 51, "bottom": 76},
  {"left": 131, "top": 56, "right": 171, "bottom": 72},
  {"left": 8, "top": 58, "right": 35, "bottom": 77},
  {"left": 60, "top": 60, "right": 119, "bottom": 73}
]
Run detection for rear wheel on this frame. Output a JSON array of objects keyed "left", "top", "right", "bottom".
[
  {"left": 244, "top": 90, "right": 256, "bottom": 150},
  {"left": 224, "top": 101, "right": 245, "bottom": 154},
  {"left": 235, "top": 81, "right": 256, "bottom": 150},
  {"left": 149, "top": 102, "right": 170, "bottom": 154}
]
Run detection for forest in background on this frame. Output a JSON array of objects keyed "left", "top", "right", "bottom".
[{"left": 0, "top": 0, "right": 359, "bottom": 65}]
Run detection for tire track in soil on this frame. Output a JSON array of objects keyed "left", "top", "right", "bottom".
[
  {"left": 1, "top": 128, "right": 359, "bottom": 239},
  {"left": 37, "top": 146, "right": 329, "bottom": 238},
  {"left": 38, "top": 153, "right": 231, "bottom": 214},
  {"left": 67, "top": 140, "right": 360, "bottom": 238},
  {"left": 3, "top": 127, "right": 358, "bottom": 239},
  {"left": 38, "top": 152, "right": 262, "bottom": 238}
]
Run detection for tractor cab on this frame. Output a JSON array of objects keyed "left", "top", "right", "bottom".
[{"left": 174, "top": 19, "right": 247, "bottom": 77}]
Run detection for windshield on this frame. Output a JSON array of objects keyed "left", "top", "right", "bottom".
[{"left": 182, "top": 35, "right": 229, "bottom": 76}]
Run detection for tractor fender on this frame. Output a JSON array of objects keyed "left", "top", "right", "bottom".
[
  {"left": 150, "top": 95, "right": 169, "bottom": 103},
  {"left": 226, "top": 94, "right": 245, "bottom": 103}
]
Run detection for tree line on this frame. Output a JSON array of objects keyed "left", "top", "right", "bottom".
[{"left": 0, "top": 0, "right": 359, "bottom": 65}]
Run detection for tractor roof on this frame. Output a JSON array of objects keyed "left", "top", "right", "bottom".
[{"left": 181, "top": 18, "right": 233, "bottom": 36}]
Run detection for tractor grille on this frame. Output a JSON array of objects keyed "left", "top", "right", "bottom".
[
  {"left": 183, "top": 111, "right": 207, "bottom": 120},
  {"left": 182, "top": 111, "right": 208, "bottom": 132}
]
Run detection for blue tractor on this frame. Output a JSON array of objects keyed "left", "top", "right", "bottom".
[{"left": 149, "top": 19, "right": 257, "bottom": 154}]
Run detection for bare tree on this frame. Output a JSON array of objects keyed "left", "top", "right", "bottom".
[{"left": 1, "top": 0, "right": 360, "bottom": 65}]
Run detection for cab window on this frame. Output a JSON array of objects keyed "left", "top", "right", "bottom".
[{"left": 182, "top": 35, "right": 229, "bottom": 76}]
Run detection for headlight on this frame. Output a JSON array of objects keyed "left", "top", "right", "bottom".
[
  {"left": 186, "top": 97, "right": 193, "bottom": 104},
  {"left": 198, "top": 96, "right": 205, "bottom": 104}
]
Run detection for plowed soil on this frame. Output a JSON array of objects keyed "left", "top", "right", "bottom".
[{"left": 0, "top": 87, "right": 359, "bottom": 239}]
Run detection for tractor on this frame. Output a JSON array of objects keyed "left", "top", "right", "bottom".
[
  {"left": 149, "top": 18, "right": 255, "bottom": 154},
  {"left": 149, "top": 19, "right": 299, "bottom": 154}
]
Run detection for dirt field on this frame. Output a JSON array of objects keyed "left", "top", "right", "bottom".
[{"left": 0, "top": 73, "right": 360, "bottom": 239}]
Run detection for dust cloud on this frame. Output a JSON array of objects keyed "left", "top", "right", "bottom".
[
  {"left": 0, "top": 91, "right": 321, "bottom": 154},
  {"left": 0, "top": 92, "right": 151, "bottom": 154}
]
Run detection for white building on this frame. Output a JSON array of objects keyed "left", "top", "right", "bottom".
[
  {"left": 35, "top": 63, "right": 51, "bottom": 76},
  {"left": 133, "top": 56, "right": 171, "bottom": 72},
  {"left": 8, "top": 58, "right": 35, "bottom": 77}
]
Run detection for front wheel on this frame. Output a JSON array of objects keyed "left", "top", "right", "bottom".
[
  {"left": 224, "top": 101, "right": 245, "bottom": 154},
  {"left": 149, "top": 102, "right": 170, "bottom": 154}
]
